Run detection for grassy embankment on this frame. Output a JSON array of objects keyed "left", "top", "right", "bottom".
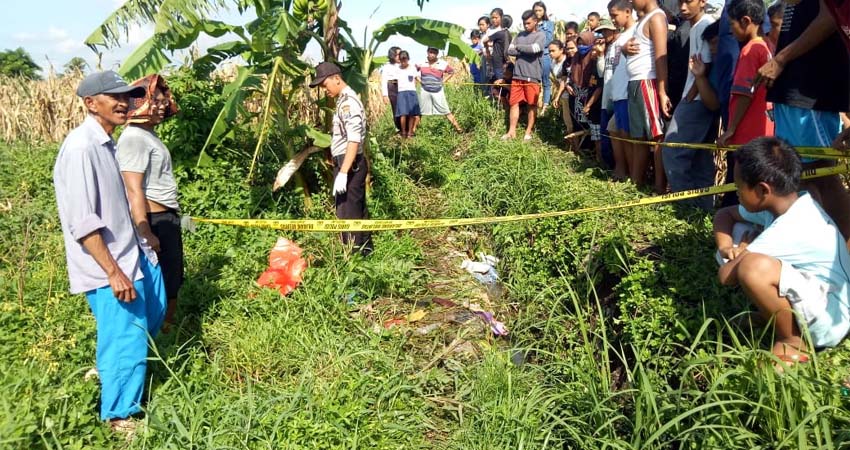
[{"left": 2, "top": 83, "right": 850, "bottom": 449}]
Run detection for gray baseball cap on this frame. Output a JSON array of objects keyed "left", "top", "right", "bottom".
[{"left": 76, "top": 70, "right": 146, "bottom": 98}]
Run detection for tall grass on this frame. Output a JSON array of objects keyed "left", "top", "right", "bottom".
[{"left": 3, "top": 79, "right": 850, "bottom": 449}]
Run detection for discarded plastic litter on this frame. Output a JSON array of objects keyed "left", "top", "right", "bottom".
[
  {"left": 257, "top": 237, "right": 306, "bottom": 296},
  {"left": 408, "top": 310, "right": 427, "bottom": 322},
  {"left": 461, "top": 259, "right": 493, "bottom": 274},
  {"left": 461, "top": 258, "right": 499, "bottom": 284},
  {"left": 344, "top": 292, "right": 357, "bottom": 306},
  {"left": 416, "top": 323, "right": 442, "bottom": 335},
  {"left": 477, "top": 253, "right": 499, "bottom": 266},
  {"left": 474, "top": 311, "right": 509, "bottom": 336}
]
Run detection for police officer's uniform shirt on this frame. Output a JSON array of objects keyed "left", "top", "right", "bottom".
[{"left": 331, "top": 86, "right": 365, "bottom": 157}]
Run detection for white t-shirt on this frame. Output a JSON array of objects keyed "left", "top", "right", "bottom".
[
  {"left": 396, "top": 64, "right": 419, "bottom": 92},
  {"left": 380, "top": 62, "right": 398, "bottom": 97},
  {"left": 610, "top": 26, "right": 635, "bottom": 102},
  {"left": 682, "top": 14, "right": 716, "bottom": 101},
  {"left": 739, "top": 193, "right": 850, "bottom": 346},
  {"left": 116, "top": 126, "right": 180, "bottom": 211}
]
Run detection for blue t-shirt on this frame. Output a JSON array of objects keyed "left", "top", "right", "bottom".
[{"left": 739, "top": 193, "right": 850, "bottom": 346}]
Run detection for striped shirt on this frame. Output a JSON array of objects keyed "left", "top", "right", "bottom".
[{"left": 417, "top": 60, "right": 454, "bottom": 93}]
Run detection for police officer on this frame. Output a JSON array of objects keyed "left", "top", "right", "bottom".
[{"left": 310, "top": 62, "right": 373, "bottom": 254}]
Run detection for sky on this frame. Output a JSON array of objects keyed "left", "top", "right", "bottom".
[{"left": 3, "top": 0, "right": 613, "bottom": 75}]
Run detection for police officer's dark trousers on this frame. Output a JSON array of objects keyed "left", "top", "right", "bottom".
[{"left": 333, "top": 153, "right": 373, "bottom": 254}]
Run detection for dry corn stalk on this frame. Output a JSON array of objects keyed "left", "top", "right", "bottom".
[{"left": 0, "top": 71, "right": 86, "bottom": 143}]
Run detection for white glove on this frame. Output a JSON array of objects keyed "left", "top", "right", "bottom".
[{"left": 333, "top": 172, "right": 348, "bottom": 195}]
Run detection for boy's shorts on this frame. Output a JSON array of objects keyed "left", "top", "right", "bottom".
[
  {"left": 612, "top": 99, "right": 630, "bottom": 134},
  {"left": 774, "top": 103, "right": 841, "bottom": 163},
  {"left": 419, "top": 89, "right": 452, "bottom": 115},
  {"left": 627, "top": 79, "right": 664, "bottom": 140},
  {"left": 509, "top": 80, "right": 541, "bottom": 106},
  {"left": 607, "top": 114, "right": 617, "bottom": 133},
  {"left": 779, "top": 261, "right": 849, "bottom": 348}
]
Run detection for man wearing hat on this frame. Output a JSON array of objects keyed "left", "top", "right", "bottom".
[
  {"left": 310, "top": 62, "right": 373, "bottom": 255},
  {"left": 53, "top": 71, "right": 167, "bottom": 433},
  {"left": 417, "top": 47, "right": 463, "bottom": 133}
]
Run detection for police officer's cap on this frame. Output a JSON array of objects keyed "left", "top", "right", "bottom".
[{"left": 309, "top": 62, "right": 342, "bottom": 87}]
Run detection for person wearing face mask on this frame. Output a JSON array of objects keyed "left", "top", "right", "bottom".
[{"left": 117, "top": 74, "right": 184, "bottom": 331}]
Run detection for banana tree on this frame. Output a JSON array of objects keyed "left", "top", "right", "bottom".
[
  {"left": 86, "top": 0, "right": 332, "bottom": 203},
  {"left": 84, "top": 0, "right": 468, "bottom": 193}
]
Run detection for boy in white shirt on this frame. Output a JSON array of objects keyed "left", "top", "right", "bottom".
[{"left": 714, "top": 137, "right": 850, "bottom": 365}]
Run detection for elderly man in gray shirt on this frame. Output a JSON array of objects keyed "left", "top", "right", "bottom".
[{"left": 53, "top": 71, "right": 167, "bottom": 434}]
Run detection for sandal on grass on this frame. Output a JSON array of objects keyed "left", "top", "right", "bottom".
[{"left": 109, "top": 418, "right": 138, "bottom": 440}]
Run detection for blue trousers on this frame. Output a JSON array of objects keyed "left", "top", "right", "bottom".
[
  {"left": 86, "top": 254, "right": 166, "bottom": 420},
  {"left": 542, "top": 53, "right": 552, "bottom": 105}
]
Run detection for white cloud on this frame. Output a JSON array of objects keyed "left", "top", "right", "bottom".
[
  {"left": 56, "top": 38, "right": 84, "bottom": 54},
  {"left": 13, "top": 31, "right": 39, "bottom": 41}
]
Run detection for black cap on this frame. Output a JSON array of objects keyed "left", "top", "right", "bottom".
[
  {"left": 427, "top": 47, "right": 439, "bottom": 54},
  {"left": 76, "top": 70, "right": 145, "bottom": 98},
  {"left": 309, "top": 62, "right": 342, "bottom": 87}
]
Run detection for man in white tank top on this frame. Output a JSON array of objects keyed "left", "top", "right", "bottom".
[{"left": 622, "top": 0, "right": 670, "bottom": 190}]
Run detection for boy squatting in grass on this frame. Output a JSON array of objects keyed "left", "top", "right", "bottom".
[{"left": 713, "top": 137, "right": 850, "bottom": 364}]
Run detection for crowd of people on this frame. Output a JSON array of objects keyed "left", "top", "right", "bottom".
[
  {"left": 51, "top": 0, "right": 850, "bottom": 436},
  {"left": 460, "top": 0, "right": 850, "bottom": 367}
]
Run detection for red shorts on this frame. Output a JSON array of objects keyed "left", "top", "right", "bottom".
[{"left": 509, "top": 80, "right": 540, "bottom": 106}]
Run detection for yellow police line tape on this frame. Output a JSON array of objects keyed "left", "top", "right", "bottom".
[
  {"left": 190, "top": 163, "right": 850, "bottom": 233},
  {"left": 606, "top": 135, "right": 849, "bottom": 160},
  {"left": 368, "top": 80, "right": 540, "bottom": 88}
]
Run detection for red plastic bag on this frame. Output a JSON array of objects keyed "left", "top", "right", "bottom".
[{"left": 257, "top": 237, "right": 306, "bottom": 296}]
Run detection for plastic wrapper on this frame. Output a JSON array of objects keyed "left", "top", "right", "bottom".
[{"left": 257, "top": 237, "right": 307, "bottom": 296}]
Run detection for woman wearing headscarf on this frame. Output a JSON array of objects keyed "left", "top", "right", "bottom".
[{"left": 116, "top": 74, "right": 184, "bottom": 331}]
